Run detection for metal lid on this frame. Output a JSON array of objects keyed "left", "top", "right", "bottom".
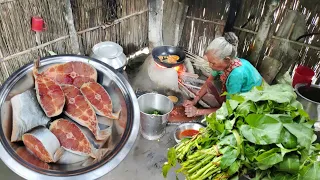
[{"left": 92, "top": 41, "right": 123, "bottom": 59}]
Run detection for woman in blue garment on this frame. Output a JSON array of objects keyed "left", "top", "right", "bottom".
[{"left": 184, "top": 32, "right": 263, "bottom": 117}]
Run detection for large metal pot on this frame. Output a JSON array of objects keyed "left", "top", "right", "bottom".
[
  {"left": 0, "top": 55, "right": 140, "bottom": 179},
  {"left": 295, "top": 83, "right": 320, "bottom": 121},
  {"left": 138, "top": 93, "right": 173, "bottom": 140}
]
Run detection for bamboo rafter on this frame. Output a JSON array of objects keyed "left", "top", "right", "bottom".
[
  {"left": 0, "top": 9, "right": 148, "bottom": 62},
  {"left": 0, "top": 0, "right": 14, "bottom": 4},
  {"left": 186, "top": 16, "right": 320, "bottom": 51}
]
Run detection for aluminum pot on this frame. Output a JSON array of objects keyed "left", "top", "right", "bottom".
[
  {"left": 90, "top": 41, "right": 127, "bottom": 72},
  {"left": 295, "top": 83, "right": 320, "bottom": 121},
  {"left": 138, "top": 93, "right": 174, "bottom": 140},
  {"left": 0, "top": 55, "right": 140, "bottom": 179}
]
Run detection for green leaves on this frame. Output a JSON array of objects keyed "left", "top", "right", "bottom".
[
  {"left": 236, "top": 101, "right": 256, "bottom": 117},
  {"left": 162, "top": 163, "right": 171, "bottom": 178},
  {"left": 221, "top": 147, "right": 238, "bottom": 169},
  {"left": 240, "top": 114, "right": 283, "bottom": 145},
  {"left": 283, "top": 123, "right": 314, "bottom": 149},
  {"left": 162, "top": 147, "right": 177, "bottom": 178},
  {"left": 298, "top": 161, "right": 320, "bottom": 180},
  {"left": 168, "top": 147, "right": 177, "bottom": 166},
  {"left": 256, "top": 148, "right": 283, "bottom": 170},
  {"left": 281, "top": 130, "right": 298, "bottom": 149},
  {"left": 228, "top": 160, "right": 240, "bottom": 176},
  {"left": 164, "top": 84, "right": 319, "bottom": 180},
  {"left": 239, "top": 84, "right": 296, "bottom": 103},
  {"left": 276, "top": 155, "right": 300, "bottom": 174}
]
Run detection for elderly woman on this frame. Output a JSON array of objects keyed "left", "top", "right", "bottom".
[{"left": 184, "top": 32, "right": 262, "bottom": 117}]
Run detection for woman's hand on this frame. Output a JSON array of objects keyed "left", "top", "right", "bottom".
[
  {"left": 183, "top": 100, "right": 196, "bottom": 107},
  {"left": 185, "top": 106, "right": 198, "bottom": 117}
]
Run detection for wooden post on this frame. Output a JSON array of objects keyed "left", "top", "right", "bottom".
[
  {"left": 64, "top": 0, "right": 81, "bottom": 54},
  {"left": 148, "top": 0, "right": 163, "bottom": 48},
  {"left": 248, "top": 0, "right": 279, "bottom": 66}
]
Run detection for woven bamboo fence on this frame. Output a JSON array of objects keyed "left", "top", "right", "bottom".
[
  {"left": 0, "top": 0, "right": 148, "bottom": 85},
  {"left": 175, "top": 0, "right": 320, "bottom": 82}
]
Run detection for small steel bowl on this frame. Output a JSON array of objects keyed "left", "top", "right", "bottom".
[{"left": 173, "top": 123, "right": 205, "bottom": 143}]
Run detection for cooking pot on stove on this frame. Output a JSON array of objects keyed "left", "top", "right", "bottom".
[
  {"left": 152, "top": 46, "right": 185, "bottom": 68},
  {"left": 295, "top": 83, "right": 320, "bottom": 121},
  {"left": 0, "top": 55, "right": 140, "bottom": 179},
  {"left": 90, "top": 41, "right": 127, "bottom": 72}
]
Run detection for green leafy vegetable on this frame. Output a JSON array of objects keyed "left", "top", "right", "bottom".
[
  {"left": 298, "top": 161, "right": 320, "bottom": 180},
  {"left": 276, "top": 154, "right": 300, "bottom": 174},
  {"left": 163, "top": 84, "right": 319, "bottom": 180},
  {"left": 283, "top": 123, "right": 314, "bottom": 149},
  {"left": 256, "top": 148, "right": 283, "bottom": 170},
  {"left": 221, "top": 147, "right": 238, "bottom": 169}
]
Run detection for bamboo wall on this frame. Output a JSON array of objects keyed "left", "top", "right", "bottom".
[
  {"left": 0, "top": 0, "right": 148, "bottom": 84},
  {"left": 174, "top": 0, "right": 320, "bottom": 82}
]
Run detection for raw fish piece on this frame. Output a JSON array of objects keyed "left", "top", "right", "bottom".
[
  {"left": 57, "top": 149, "right": 89, "bottom": 164},
  {"left": 10, "top": 89, "right": 50, "bottom": 142},
  {"left": 49, "top": 119, "right": 95, "bottom": 157},
  {"left": 62, "top": 85, "right": 109, "bottom": 140},
  {"left": 49, "top": 119, "right": 111, "bottom": 160},
  {"left": 16, "top": 147, "right": 50, "bottom": 169},
  {"left": 22, "top": 127, "right": 63, "bottom": 163},
  {"left": 80, "top": 82, "right": 120, "bottom": 119},
  {"left": 33, "top": 60, "right": 65, "bottom": 117},
  {"left": 43, "top": 61, "right": 97, "bottom": 88}
]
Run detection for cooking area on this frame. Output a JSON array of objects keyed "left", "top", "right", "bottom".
[{"left": 0, "top": 0, "right": 320, "bottom": 180}]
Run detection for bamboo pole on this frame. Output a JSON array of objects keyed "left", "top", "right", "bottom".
[
  {"left": 0, "top": 0, "right": 14, "bottom": 4},
  {"left": 64, "top": 0, "right": 81, "bottom": 54}
]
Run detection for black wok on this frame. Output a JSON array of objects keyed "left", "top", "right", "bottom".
[{"left": 152, "top": 46, "right": 185, "bottom": 68}]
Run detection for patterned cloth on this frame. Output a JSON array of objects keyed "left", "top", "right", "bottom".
[
  {"left": 211, "top": 58, "right": 263, "bottom": 98},
  {"left": 220, "top": 59, "right": 242, "bottom": 93}
]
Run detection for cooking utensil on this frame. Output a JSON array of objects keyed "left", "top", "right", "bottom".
[
  {"left": 151, "top": 46, "right": 185, "bottom": 68},
  {"left": 173, "top": 123, "right": 205, "bottom": 143},
  {"left": 0, "top": 55, "right": 140, "bottom": 179},
  {"left": 295, "top": 83, "right": 320, "bottom": 121},
  {"left": 138, "top": 93, "right": 174, "bottom": 140},
  {"left": 90, "top": 41, "right": 127, "bottom": 72}
]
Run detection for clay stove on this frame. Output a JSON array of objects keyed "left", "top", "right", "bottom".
[{"left": 131, "top": 55, "right": 188, "bottom": 92}]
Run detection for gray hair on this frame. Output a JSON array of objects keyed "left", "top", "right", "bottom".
[{"left": 206, "top": 32, "right": 239, "bottom": 59}]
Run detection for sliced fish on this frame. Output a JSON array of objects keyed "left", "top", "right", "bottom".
[
  {"left": 62, "top": 85, "right": 109, "bottom": 140},
  {"left": 33, "top": 60, "right": 65, "bottom": 117},
  {"left": 43, "top": 61, "right": 97, "bottom": 88},
  {"left": 10, "top": 89, "right": 50, "bottom": 142},
  {"left": 49, "top": 119, "right": 109, "bottom": 159},
  {"left": 80, "top": 82, "right": 120, "bottom": 119},
  {"left": 22, "top": 127, "right": 63, "bottom": 163}
]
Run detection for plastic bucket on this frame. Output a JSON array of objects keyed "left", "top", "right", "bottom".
[{"left": 292, "top": 65, "right": 314, "bottom": 87}]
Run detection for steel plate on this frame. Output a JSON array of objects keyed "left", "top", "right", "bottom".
[{"left": 0, "top": 55, "right": 140, "bottom": 179}]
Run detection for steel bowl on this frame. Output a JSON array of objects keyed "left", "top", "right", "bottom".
[
  {"left": 173, "top": 123, "right": 205, "bottom": 143},
  {"left": 295, "top": 83, "right": 320, "bottom": 121},
  {"left": 0, "top": 55, "right": 140, "bottom": 179}
]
